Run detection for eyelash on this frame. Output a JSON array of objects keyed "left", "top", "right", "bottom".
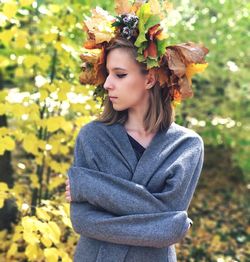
[
  {"left": 116, "top": 74, "right": 127, "bottom": 78},
  {"left": 106, "top": 72, "right": 127, "bottom": 79}
]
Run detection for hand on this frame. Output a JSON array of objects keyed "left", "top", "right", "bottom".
[{"left": 65, "top": 178, "right": 72, "bottom": 202}]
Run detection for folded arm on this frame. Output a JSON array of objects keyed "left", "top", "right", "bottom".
[
  {"left": 70, "top": 201, "right": 192, "bottom": 248},
  {"left": 68, "top": 135, "right": 204, "bottom": 216}
]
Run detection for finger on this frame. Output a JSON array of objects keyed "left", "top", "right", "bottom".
[{"left": 66, "top": 196, "right": 71, "bottom": 202}]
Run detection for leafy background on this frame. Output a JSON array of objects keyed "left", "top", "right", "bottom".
[{"left": 0, "top": 0, "right": 249, "bottom": 261}]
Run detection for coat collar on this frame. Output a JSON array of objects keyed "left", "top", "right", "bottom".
[{"left": 112, "top": 121, "right": 176, "bottom": 183}]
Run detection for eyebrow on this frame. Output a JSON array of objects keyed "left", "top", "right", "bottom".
[{"left": 107, "top": 67, "right": 127, "bottom": 71}]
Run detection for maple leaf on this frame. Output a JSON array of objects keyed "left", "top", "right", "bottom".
[
  {"left": 152, "top": 67, "right": 170, "bottom": 86},
  {"left": 168, "top": 42, "right": 209, "bottom": 65},
  {"left": 83, "top": 7, "right": 115, "bottom": 46},
  {"left": 178, "top": 76, "right": 193, "bottom": 99},
  {"left": 165, "top": 48, "right": 186, "bottom": 77},
  {"left": 79, "top": 48, "right": 106, "bottom": 86}
]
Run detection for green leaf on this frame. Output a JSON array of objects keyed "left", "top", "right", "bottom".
[
  {"left": 146, "top": 58, "right": 159, "bottom": 68},
  {"left": 135, "top": 3, "right": 152, "bottom": 47},
  {"left": 157, "top": 39, "right": 168, "bottom": 56},
  {"left": 145, "top": 15, "right": 161, "bottom": 31}
]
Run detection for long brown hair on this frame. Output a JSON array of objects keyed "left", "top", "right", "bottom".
[{"left": 95, "top": 38, "right": 175, "bottom": 133}]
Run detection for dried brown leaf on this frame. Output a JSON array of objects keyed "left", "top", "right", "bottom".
[
  {"left": 168, "top": 42, "right": 209, "bottom": 65},
  {"left": 165, "top": 49, "right": 186, "bottom": 77}
]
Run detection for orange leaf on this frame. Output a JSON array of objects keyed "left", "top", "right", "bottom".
[
  {"left": 147, "top": 41, "right": 158, "bottom": 58},
  {"left": 148, "top": 24, "right": 161, "bottom": 40},
  {"left": 186, "top": 63, "right": 208, "bottom": 84}
]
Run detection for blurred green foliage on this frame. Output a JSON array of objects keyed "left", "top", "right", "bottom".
[{"left": 0, "top": 0, "right": 249, "bottom": 261}]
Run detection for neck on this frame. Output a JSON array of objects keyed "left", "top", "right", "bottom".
[{"left": 125, "top": 109, "right": 152, "bottom": 136}]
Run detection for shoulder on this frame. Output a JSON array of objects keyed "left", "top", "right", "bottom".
[
  {"left": 76, "top": 120, "right": 112, "bottom": 141},
  {"left": 168, "top": 122, "right": 204, "bottom": 151}
]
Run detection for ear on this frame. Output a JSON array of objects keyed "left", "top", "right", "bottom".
[{"left": 145, "top": 69, "right": 157, "bottom": 90}]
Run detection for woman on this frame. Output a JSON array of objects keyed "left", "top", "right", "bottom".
[{"left": 66, "top": 2, "right": 208, "bottom": 261}]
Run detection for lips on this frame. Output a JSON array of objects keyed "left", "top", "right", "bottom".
[{"left": 109, "top": 96, "right": 118, "bottom": 99}]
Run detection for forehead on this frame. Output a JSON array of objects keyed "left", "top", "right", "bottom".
[{"left": 106, "top": 48, "right": 139, "bottom": 70}]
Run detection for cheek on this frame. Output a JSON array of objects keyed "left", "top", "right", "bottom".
[{"left": 125, "top": 75, "right": 146, "bottom": 93}]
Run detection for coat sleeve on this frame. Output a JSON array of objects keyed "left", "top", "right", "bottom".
[
  {"left": 70, "top": 201, "right": 192, "bottom": 248},
  {"left": 68, "top": 134, "right": 204, "bottom": 216}
]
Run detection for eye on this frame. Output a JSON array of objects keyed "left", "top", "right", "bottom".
[{"left": 116, "top": 74, "right": 127, "bottom": 78}]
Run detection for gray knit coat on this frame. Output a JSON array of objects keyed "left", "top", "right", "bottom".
[{"left": 68, "top": 120, "right": 204, "bottom": 261}]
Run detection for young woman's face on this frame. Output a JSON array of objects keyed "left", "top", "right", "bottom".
[{"left": 103, "top": 48, "right": 150, "bottom": 111}]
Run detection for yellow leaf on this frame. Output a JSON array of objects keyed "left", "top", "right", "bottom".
[
  {"left": 61, "top": 121, "right": 73, "bottom": 134},
  {"left": 37, "top": 140, "right": 46, "bottom": 150},
  {"left": 45, "top": 83, "right": 57, "bottom": 93},
  {"left": 60, "top": 145, "right": 69, "bottom": 155},
  {"left": 23, "top": 55, "right": 38, "bottom": 68},
  {"left": 0, "top": 229, "right": 7, "bottom": 239},
  {"left": 0, "top": 127, "right": 8, "bottom": 136},
  {"left": 0, "top": 198, "right": 4, "bottom": 208},
  {"left": 62, "top": 217, "right": 72, "bottom": 228},
  {"left": 48, "top": 175, "right": 64, "bottom": 191},
  {"left": 23, "top": 231, "right": 40, "bottom": 244},
  {"left": 27, "top": 103, "right": 40, "bottom": 121},
  {"left": 3, "top": 136, "right": 15, "bottom": 151},
  {"left": 14, "top": 32, "right": 28, "bottom": 49},
  {"left": 39, "top": 55, "right": 51, "bottom": 71},
  {"left": 60, "top": 249, "right": 72, "bottom": 262},
  {"left": 39, "top": 89, "right": 49, "bottom": 101},
  {"left": 35, "top": 153, "right": 43, "bottom": 165},
  {"left": 12, "top": 230, "right": 22, "bottom": 241},
  {"left": 6, "top": 243, "right": 18, "bottom": 258},
  {"left": 41, "top": 236, "right": 52, "bottom": 248},
  {"left": 57, "top": 90, "right": 67, "bottom": 101},
  {"left": 30, "top": 174, "right": 39, "bottom": 189},
  {"left": 50, "top": 141, "right": 60, "bottom": 155},
  {"left": 47, "top": 221, "right": 61, "bottom": 244},
  {"left": 54, "top": 42, "right": 62, "bottom": 51},
  {"left": 25, "top": 244, "right": 39, "bottom": 261},
  {"left": 48, "top": 4, "right": 62, "bottom": 13},
  {"left": 22, "top": 134, "right": 38, "bottom": 154},
  {"left": 186, "top": 63, "right": 208, "bottom": 84},
  {"left": 46, "top": 117, "right": 63, "bottom": 132},
  {"left": 0, "top": 90, "right": 8, "bottom": 102},
  {"left": 22, "top": 216, "right": 37, "bottom": 232},
  {"left": 0, "top": 30, "right": 14, "bottom": 46},
  {"left": 15, "top": 67, "right": 25, "bottom": 78},
  {"left": 0, "top": 103, "right": 6, "bottom": 115},
  {"left": 43, "top": 33, "right": 58, "bottom": 44},
  {"left": 0, "top": 182, "right": 9, "bottom": 191},
  {"left": 36, "top": 207, "right": 51, "bottom": 221},
  {"left": 44, "top": 248, "right": 59, "bottom": 262},
  {"left": 60, "top": 82, "right": 71, "bottom": 92},
  {"left": 3, "top": 2, "right": 18, "bottom": 19},
  {"left": 20, "top": 0, "right": 34, "bottom": 7}
]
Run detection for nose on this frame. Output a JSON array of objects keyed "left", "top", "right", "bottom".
[{"left": 103, "top": 74, "right": 114, "bottom": 91}]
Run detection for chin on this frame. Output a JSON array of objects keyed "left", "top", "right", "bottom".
[{"left": 112, "top": 104, "right": 129, "bottom": 111}]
